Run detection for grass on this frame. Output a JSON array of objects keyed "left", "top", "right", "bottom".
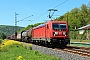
[{"left": 0, "top": 40, "right": 61, "bottom": 60}]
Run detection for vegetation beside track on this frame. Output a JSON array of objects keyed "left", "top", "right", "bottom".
[
  {"left": 70, "top": 39, "right": 90, "bottom": 43},
  {"left": 70, "top": 39, "right": 90, "bottom": 47},
  {"left": 70, "top": 44, "right": 90, "bottom": 47},
  {"left": 0, "top": 39, "right": 60, "bottom": 60}
]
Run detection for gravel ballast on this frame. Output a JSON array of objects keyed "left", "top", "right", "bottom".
[{"left": 32, "top": 45, "right": 90, "bottom": 60}]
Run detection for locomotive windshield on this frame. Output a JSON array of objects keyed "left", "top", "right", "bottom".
[{"left": 52, "top": 23, "right": 66, "bottom": 30}]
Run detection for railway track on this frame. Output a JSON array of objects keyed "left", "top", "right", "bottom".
[
  {"left": 14, "top": 40, "right": 90, "bottom": 58},
  {"left": 55, "top": 46, "right": 90, "bottom": 57}
]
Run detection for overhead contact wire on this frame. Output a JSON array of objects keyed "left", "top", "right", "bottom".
[{"left": 34, "top": 0, "right": 68, "bottom": 20}]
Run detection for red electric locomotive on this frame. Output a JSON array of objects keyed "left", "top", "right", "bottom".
[{"left": 32, "top": 20, "right": 70, "bottom": 48}]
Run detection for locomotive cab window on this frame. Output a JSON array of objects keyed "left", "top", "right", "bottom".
[
  {"left": 60, "top": 24, "right": 66, "bottom": 30},
  {"left": 52, "top": 23, "right": 66, "bottom": 30}
]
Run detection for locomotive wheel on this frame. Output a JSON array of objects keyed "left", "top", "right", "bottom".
[
  {"left": 47, "top": 42, "right": 54, "bottom": 48},
  {"left": 44, "top": 41, "right": 48, "bottom": 47},
  {"left": 60, "top": 42, "right": 66, "bottom": 49}
]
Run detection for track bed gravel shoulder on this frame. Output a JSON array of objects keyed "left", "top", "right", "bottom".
[{"left": 32, "top": 45, "right": 90, "bottom": 60}]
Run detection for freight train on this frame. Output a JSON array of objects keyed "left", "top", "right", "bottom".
[{"left": 8, "top": 20, "right": 70, "bottom": 48}]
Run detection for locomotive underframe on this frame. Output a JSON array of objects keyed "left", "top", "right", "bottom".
[
  {"left": 50, "top": 38, "right": 70, "bottom": 47},
  {"left": 31, "top": 38, "right": 70, "bottom": 48}
]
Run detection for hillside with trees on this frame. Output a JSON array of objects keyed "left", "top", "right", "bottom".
[{"left": 0, "top": 25, "right": 24, "bottom": 38}]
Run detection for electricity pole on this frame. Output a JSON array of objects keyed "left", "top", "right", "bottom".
[
  {"left": 14, "top": 12, "right": 33, "bottom": 40},
  {"left": 15, "top": 12, "right": 19, "bottom": 33},
  {"left": 15, "top": 12, "right": 19, "bottom": 40}
]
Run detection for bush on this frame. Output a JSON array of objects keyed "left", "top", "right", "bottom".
[
  {"left": 0, "top": 39, "right": 2, "bottom": 45},
  {"left": 0, "top": 33, "right": 6, "bottom": 40}
]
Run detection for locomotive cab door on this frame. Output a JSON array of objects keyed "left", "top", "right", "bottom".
[{"left": 45, "top": 24, "right": 50, "bottom": 42}]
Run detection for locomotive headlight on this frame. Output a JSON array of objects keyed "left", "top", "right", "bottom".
[
  {"left": 55, "top": 32, "right": 58, "bottom": 35},
  {"left": 63, "top": 32, "right": 66, "bottom": 36},
  {"left": 54, "top": 32, "right": 58, "bottom": 36}
]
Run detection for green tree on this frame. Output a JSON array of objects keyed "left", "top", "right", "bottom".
[
  {"left": 80, "top": 4, "right": 90, "bottom": 26},
  {"left": 0, "top": 33, "right": 6, "bottom": 40}
]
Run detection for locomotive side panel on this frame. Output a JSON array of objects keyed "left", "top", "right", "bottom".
[
  {"left": 45, "top": 22, "right": 52, "bottom": 39},
  {"left": 32, "top": 25, "right": 46, "bottom": 40}
]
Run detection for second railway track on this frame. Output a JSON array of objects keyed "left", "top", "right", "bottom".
[{"left": 55, "top": 45, "right": 90, "bottom": 57}]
